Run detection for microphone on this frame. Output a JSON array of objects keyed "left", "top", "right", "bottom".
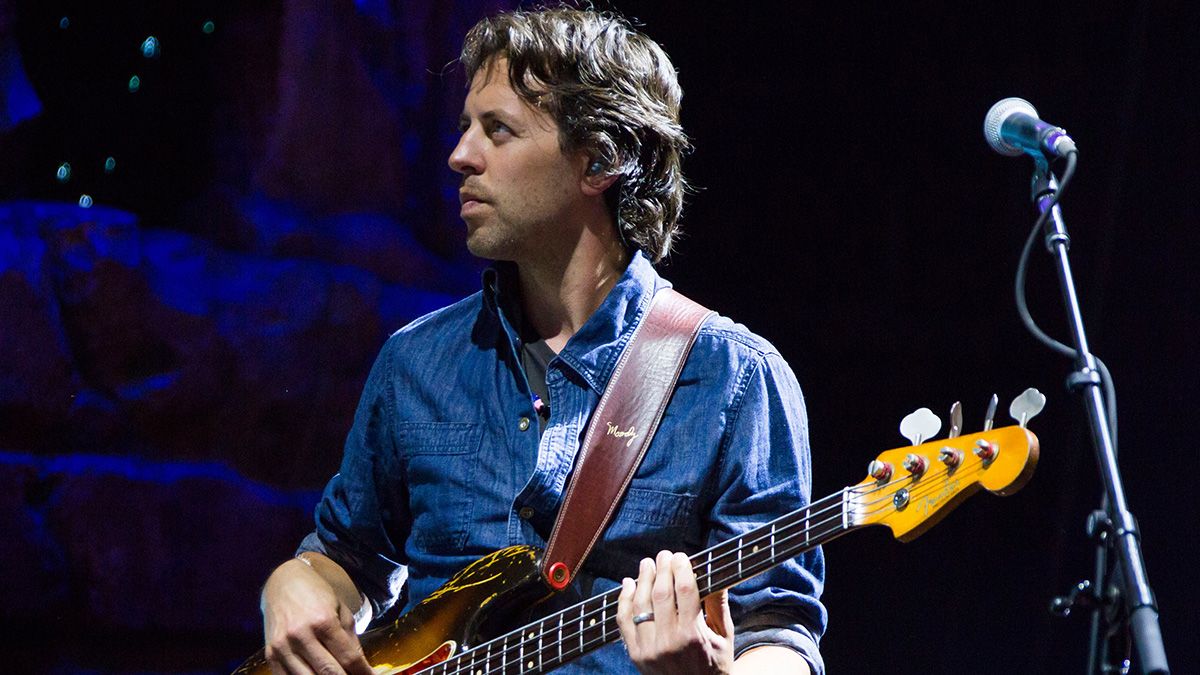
[{"left": 983, "top": 97, "right": 1077, "bottom": 158}]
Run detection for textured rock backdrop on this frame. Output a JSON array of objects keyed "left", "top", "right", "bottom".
[{"left": 1, "top": 1, "right": 505, "bottom": 671}]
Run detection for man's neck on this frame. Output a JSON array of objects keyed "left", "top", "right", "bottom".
[{"left": 516, "top": 235, "right": 630, "bottom": 354}]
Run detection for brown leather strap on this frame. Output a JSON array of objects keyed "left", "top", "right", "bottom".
[{"left": 541, "top": 288, "right": 713, "bottom": 589}]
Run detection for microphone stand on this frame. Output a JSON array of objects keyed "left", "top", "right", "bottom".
[{"left": 1030, "top": 156, "right": 1169, "bottom": 675}]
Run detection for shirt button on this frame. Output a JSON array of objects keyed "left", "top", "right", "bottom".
[
  {"left": 518, "top": 506, "right": 535, "bottom": 520},
  {"left": 518, "top": 416, "right": 531, "bottom": 432}
]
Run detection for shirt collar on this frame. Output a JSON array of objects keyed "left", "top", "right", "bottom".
[{"left": 481, "top": 250, "right": 670, "bottom": 393}]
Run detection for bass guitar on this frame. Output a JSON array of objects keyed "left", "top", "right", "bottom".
[{"left": 236, "top": 421, "right": 1039, "bottom": 674}]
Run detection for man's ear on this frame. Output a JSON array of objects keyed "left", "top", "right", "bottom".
[{"left": 581, "top": 159, "right": 620, "bottom": 196}]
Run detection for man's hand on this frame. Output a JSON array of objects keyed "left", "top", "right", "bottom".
[
  {"left": 616, "top": 550, "right": 735, "bottom": 674},
  {"left": 260, "top": 554, "right": 375, "bottom": 675}
]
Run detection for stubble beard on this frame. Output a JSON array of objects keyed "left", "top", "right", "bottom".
[{"left": 464, "top": 213, "right": 523, "bottom": 262}]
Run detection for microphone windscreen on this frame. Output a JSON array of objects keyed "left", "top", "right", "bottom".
[{"left": 984, "top": 97, "right": 1039, "bottom": 156}]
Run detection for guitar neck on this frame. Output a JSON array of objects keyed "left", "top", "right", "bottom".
[
  {"left": 692, "top": 489, "right": 850, "bottom": 597},
  {"left": 423, "top": 490, "right": 852, "bottom": 674}
]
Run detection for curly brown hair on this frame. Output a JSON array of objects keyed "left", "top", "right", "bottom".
[{"left": 460, "top": 6, "right": 690, "bottom": 262}]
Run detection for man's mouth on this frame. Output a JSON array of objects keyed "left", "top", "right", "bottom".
[{"left": 459, "top": 188, "right": 488, "bottom": 206}]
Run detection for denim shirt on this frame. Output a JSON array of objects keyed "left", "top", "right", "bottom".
[{"left": 299, "top": 251, "right": 827, "bottom": 673}]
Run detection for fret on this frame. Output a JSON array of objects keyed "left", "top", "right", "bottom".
[
  {"left": 705, "top": 548, "right": 713, "bottom": 582},
  {"left": 737, "top": 536, "right": 744, "bottom": 578},
  {"left": 582, "top": 603, "right": 592, "bottom": 649},
  {"left": 709, "top": 542, "right": 728, "bottom": 590},
  {"left": 601, "top": 601, "right": 608, "bottom": 641},
  {"left": 464, "top": 646, "right": 477, "bottom": 675},
  {"left": 770, "top": 521, "right": 777, "bottom": 564},
  {"left": 484, "top": 639, "right": 492, "bottom": 674},
  {"left": 804, "top": 504, "right": 810, "bottom": 548},
  {"left": 578, "top": 601, "right": 585, "bottom": 655},
  {"left": 556, "top": 607, "right": 564, "bottom": 666},
  {"left": 538, "top": 617, "right": 546, "bottom": 672},
  {"left": 524, "top": 624, "right": 539, "bottom": 673}
]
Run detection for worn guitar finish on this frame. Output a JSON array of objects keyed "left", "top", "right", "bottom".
[
  {"left": 235, "top": 425, "right": 1039, "bottom": 674},
  {"left": 233, "top": 546, "right": 551, "bottom": 674}
]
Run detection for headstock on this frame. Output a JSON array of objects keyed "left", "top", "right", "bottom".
[{"left": 846, "top": 392, "right": 1042, "bottom": 542}]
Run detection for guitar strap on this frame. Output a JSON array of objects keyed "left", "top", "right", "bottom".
[{"left": 540, "top": 287, "right": 713, "bottom": 590}]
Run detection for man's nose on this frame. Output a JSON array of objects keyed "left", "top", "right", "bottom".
[{"left": 448, "top": 131, "right": 483, "bottom": 175}]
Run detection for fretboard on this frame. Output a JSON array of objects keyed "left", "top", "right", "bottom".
[{"left": 422, "top": 488, "right": 852, "bottom": 674}]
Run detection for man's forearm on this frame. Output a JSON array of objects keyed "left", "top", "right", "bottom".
[{"left": 733, "top": 644, "right": 811, "bottom": 674}]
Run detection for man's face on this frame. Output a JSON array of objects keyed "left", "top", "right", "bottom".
[{"left": 449, "top": 59, "right": 589, "bottom": 263}]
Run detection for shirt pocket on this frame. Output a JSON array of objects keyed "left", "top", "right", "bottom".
[
  {"left": 397, "top": 421, "right": 483, "bottom": 553},
  {"left": 591, "top": 486, "right": 702, "bottom": 580},
  {"left": 614, "top": 487, "right": 698, "bottom": 528}
]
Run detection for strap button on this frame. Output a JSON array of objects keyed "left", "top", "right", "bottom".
[
  {"left": 518, "top": 506, "right": 535, "bottom": 520},
  {"left": 518, "top": 416, "right": 531, "bottom": 432}
]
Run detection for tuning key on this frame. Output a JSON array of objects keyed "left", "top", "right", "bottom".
[
  {"left": 983, "top": 394, "right": 999, "bottom": 431},
  {"left": 939, "top": 446, "right": 963, "bottom": 467},
  {"left": 1009, "top": 387, "right": 1047, "bottom": 428},
  {"left": 868, "top": 460, "right": 893, "bottom": 482},
  {"left": 974, "top": 439, "right": 998, "bottom": 461},
  {"left": 902, "top": 453, "right": 928, "bottom": 476},
  {"left": 900, "top": 408, "right": 941, "bottom": 446},
  {"left": 948, "top": 401, "right": 962, "bottom": 438}
]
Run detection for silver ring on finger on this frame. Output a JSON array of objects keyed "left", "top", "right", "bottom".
[{"left": 632, "top": 611, "right": 655, "bottom": 626}]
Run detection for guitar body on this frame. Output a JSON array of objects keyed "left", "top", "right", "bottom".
[{"left": 234, "top": 545, "right": 551, "bottom": 675}]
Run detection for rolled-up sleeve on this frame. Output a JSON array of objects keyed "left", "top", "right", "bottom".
[
  {"left": 296, "top": 336, "right": 411, "bottom": 617},
  {"left": 710, "top": 350, "right": 827, "bottom": 674}
]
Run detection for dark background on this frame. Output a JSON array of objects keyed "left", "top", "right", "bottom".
[{"left": 1, "top": 1, "right": 1196, "bottom": 673}]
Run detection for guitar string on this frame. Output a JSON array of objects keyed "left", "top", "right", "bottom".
[
  {"left": 433, "top": 492, "right": 855, "bottom": 675},
  {"left": 431, "top": 482, "right": 859, "bottom": 671},
  {"left": 428, "top": 457, "right": 999, "bottom": 674},
  {"left": 429, "top": 462, "right": 989, "bottom": 675},
  {"left": 428, "top": 489, "right": 862, "bottom": 675},
  {"left": 435, "top": 469, "right": 989, "bottom": 675},
  {"left": 426, "top": 500, "right": 848, "bottom": 675}
]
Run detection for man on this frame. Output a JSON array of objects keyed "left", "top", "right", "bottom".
[{"left": 259, "top": 7, "right": 825, "bottom": 674}]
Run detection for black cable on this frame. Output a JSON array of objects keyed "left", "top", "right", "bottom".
[{"left": 1012, "top": 150, "right": 1118, "bottom": 451}]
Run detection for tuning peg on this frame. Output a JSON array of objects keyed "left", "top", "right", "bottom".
[
  {"left": 948, "top": 401, "right": 962, "bottom": 438},
  {"left": 974, "top": 438, "right": 998, "bottom": 461},
  {"left": 1009, "top": 387, "right": 1047, "bottom": 428},
  {"left": 902, "top": 453, "right": 928, "bottom": 476},
  {"left": 900, "top": 408, "right": 941, "bottom": 446},
  {"left": 939, "top": 446, "right": 963, "bottom": 467},
  {"left": 983, "top": 394, "right": 998, "bottom": 431},
  {"left": 867, "top": 460, "right": 893, "bottom": 482}
]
